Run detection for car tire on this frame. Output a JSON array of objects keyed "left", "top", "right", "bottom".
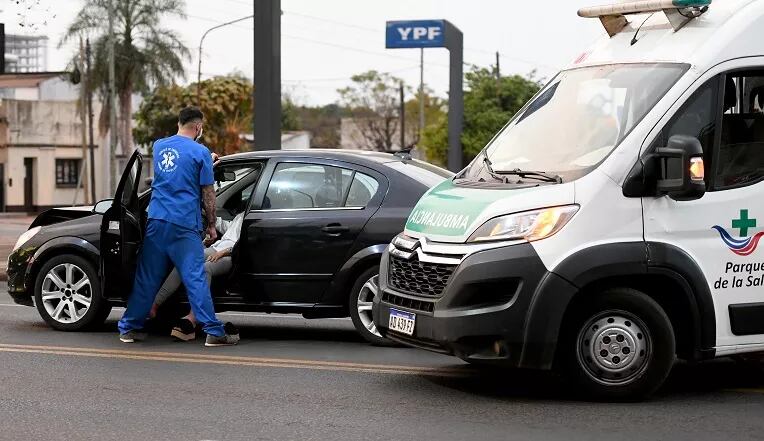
[
  {"left": 349, "top": 266, "right": 395, "bottom": 346},
  {"left": 34, "top": 254, "right": 111, "bottom": 331},
  {"left": 560, "top": 288, "right": 675, "bottom": 401}
]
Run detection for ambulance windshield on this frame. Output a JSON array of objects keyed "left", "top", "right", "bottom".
[{"left": 463, "top": 63, "right": 688, "bottom": 183}]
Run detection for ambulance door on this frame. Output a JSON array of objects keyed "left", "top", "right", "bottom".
[{"left": 643, "top": 61, "right": 764, "bottom": 351}]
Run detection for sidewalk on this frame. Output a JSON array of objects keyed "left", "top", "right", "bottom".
[{"left": 0, "top": 215, "right": 36, "bottom": 281}]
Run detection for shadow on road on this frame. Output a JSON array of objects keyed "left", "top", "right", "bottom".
[{"left": 419, "top": 357, "right": 764, "bottom": 402}]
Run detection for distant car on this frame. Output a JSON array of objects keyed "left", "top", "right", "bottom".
[{"left": 7, "top": 149, "right": 451, "bottom": 344}]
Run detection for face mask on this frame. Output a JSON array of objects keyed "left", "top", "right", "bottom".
[{"left": 195, "top": 125, "right": 204, "bottom": 141}]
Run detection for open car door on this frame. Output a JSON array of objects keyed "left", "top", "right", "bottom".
[{"left": 100, "top": 150, "right": 143, "bottom": 301}]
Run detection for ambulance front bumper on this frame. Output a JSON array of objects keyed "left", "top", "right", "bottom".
[{"left": 373, "top": 240, "right": 577, "bottom": 369}]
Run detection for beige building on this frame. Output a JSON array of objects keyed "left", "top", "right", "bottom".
[{"left": 0, "top": 98, "right": 107, "bottom": 212}]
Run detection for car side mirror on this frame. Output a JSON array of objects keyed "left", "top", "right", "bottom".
[
  {"left": 654, "top": 135, "right": 706, "bottom": 201},
  {"left": 93, "top": 199, "right": 114, "bottom": 215}
]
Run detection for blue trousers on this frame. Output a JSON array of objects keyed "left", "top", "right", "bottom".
[{"left": 117, "top": 219, "right": 225, "bottom": 337}]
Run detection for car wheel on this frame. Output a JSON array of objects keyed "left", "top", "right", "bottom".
[
  {"left": 560, "top": 288, "right": 675, "bottom": 401},
  {"left": 34, "top": 254, "right": 111, "bottom": 331},
  {"left": 349, "top": 266, "right": 394, "bottom": 346}
]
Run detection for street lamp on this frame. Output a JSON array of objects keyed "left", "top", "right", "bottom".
[{"left": 197, "top": 14, "right": 254, "bottom": 104}]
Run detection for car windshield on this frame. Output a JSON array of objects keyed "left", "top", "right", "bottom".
[{"left": 460, "top": 63, "right": 688, "bottom": 183}]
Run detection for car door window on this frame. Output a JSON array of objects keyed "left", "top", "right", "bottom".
[
  {"left": 345, "top": 172, "right": 379, "bottom": 208},
  {"left": 264, "top": 163, "right": 353, "bottom": 210},
  {"left": 715, "top": 72, "right": 764, "bottom": 189}
]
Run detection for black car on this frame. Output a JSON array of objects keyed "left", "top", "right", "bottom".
[{"left": 7, "top": 149, "right": 451, "bottom": 344}]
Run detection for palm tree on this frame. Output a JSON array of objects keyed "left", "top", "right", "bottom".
[{"left": 61, "top": 0, "right": 189, "bottom": 153}]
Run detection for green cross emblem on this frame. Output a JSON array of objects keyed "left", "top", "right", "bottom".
[{"left": 732, "top": 209, "right": 757, "bottom": 237}]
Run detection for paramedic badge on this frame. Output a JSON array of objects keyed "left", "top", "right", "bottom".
[{"left": 158, "top": 147, "right": 180, "bottom": 173}]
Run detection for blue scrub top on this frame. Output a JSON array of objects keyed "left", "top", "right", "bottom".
[{"left": 147, "top": 135, "right": 214, "bottom": 232}]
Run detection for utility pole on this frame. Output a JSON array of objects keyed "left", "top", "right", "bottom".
[
  {"left": 107, "top": 0, "right": 118, "bottom": 192},
  {"left": 419, "top": 48, "right": 425, "bottom": 138},
  {"left": 399, "top": 82, "right": 405, "bottom": 151},
  {"left": 495, "top": 51, "right": 501, "bottom": 79},
  {"left": 86, "top": 38, "right": 96, "bottom": 203},
  {"left": 253, "top": 0, "right": 281, "bottom": 150}
]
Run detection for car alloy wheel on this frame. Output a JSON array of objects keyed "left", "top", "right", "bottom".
[
  {"left": 576, "top": 310, "right": 651, "bottom": 386},
  {"left": 357, "top": 275, "right": 382, "bottom": 338},
  {"left": 40, "top": 263, "right": 93, "bottom": 324}
]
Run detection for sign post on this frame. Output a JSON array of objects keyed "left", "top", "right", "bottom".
[{"left": 386, "top": 20, "right": 463, "bottom": 172}]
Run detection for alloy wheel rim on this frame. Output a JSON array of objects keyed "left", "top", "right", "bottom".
[
  {"left": 357, "top": 275, "right": 382, "bottom": 338},
  {"left": 576, "top": 310, "right": 651, "bottom": 386},
  {"left": 41, "top": 263, "right": 92, "bottom": 324}
]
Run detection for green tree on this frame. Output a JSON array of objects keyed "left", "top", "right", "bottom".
[
  {"left": 420, "top": 67, "right": 541, "bottom": 165},
  {"left": 281, "top": 96, "right": 301, "bottom": 132},
  {"left": 134, "top": 76, "right": 253, "bottom": 155},
  {"left": 62, "top": 0, "right": 189, "bottom": 152},
  {"left": 338, "top": 70, "right": 410, "bottom": 151}
]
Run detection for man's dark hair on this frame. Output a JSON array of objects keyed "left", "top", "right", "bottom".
[{"left": 178, "top": 106, "right": 204, "bottom": 126}]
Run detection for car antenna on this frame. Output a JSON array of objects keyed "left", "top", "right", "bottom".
[{"left": 394, "top": 147, "right": 414, "bottom": 161}]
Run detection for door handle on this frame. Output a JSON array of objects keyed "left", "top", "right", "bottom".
[{"left": 322, "top": 224, "right": 350, "bottom": 234}]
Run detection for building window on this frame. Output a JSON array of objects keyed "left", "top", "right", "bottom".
[{"left": 56, "top": 159, "right": 80, "bottom": 187}]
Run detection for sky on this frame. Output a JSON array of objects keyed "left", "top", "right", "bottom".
[{"left": 1, "top": 0, "right": 609, "bottom": 106}]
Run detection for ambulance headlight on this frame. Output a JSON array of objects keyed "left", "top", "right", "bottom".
[
  {"left": 467, "top": 205, "right": 579, "bottom": 243},
  {"left": 13, "top": 226, "right": 41, "bottom": 252}
]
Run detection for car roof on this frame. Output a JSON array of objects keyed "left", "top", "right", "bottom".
[{"left": 219, "top": 149, "right": 414, "bottom": 169}]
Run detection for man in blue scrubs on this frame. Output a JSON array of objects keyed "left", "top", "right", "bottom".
[{"left": 117, "top": 107, "right": 239, "bottom": 347}]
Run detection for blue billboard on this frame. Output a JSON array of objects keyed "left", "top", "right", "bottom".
[{"left": 386, "top": 20, "right": 446, "bottom": 49}]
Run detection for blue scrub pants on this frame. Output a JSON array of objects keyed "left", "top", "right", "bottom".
[{"left": 117, "top": 219, "right": 225, "bottom": 337}]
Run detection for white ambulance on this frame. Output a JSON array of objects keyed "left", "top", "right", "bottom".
[{"left": 372, "top": 0, "right": 764, "bottom": 399}]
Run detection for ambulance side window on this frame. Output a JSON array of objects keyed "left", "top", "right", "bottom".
[
  {"left": 661, "top": 79, "right": 718, "bottom": 186},
  {"left": 715, "top": 72, "right": 764, "bottom": 189}
]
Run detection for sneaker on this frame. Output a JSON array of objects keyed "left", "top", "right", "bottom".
[
  {"left": 119, "top": 330, "right": 147, "bottom": 343},
  {"left": 170, "top": 319, "right": 197, "bottom": 342},
  {"left": 205, "top": 323, "right": 240, "bottom": 347}
]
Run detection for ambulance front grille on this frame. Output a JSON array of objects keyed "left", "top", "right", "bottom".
[{"left": 388, "top": 253, "right": 456, "bottom": 298}]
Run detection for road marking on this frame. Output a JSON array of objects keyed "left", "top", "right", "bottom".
[
  {"left": 724, "top": 388, "right": 764, "bottom": 394},
  {"left": 0, "top": 343, "right": 470, "bottom": 377}
]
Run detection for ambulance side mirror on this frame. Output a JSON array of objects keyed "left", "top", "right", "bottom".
[
  {"left": 655, "top": 135, "right": 706, "bottom": 201},
  {"left": 623, "top": 135, "right": 706, "bottom": 200}
]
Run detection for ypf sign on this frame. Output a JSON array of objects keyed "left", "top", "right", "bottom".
[
  {"left": 385, "top": 19, "right": 463, "bottom": 172},
  {"left": 386, "top": 20, "right": 445, "bottom": 48}
]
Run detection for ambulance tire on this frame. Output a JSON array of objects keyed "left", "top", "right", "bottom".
[
  {"left": 561, "top": 288, "right": 675, "bottom": 401},
  {"left": 349, "top": 266, "right": 395, "bottom": 346}
]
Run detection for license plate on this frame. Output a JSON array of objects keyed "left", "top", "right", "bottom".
[{"left": 388, "top": 308, "right": 415, "bottom": 336}]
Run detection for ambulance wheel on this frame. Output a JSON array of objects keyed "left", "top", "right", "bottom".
[
  {"left": 561, "top": 288, "right": 675, "bottom": 401},
  {"left": 349, "top": 266, "right": 394, "bottom": 346},
  {"left": 34, "top": 254, "right": 111, "bottom": 331}
]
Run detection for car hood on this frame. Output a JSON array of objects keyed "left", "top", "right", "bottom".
[
  {"left": 403, "top": 179, "right": 576, "bottom": 243},
  {"left": 30, "top": 206, "right": 97, "bottom": 228}
]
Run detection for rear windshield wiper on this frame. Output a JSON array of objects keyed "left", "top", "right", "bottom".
[{"left": 493, "top": 168, "right": 563, "bottom": 184}]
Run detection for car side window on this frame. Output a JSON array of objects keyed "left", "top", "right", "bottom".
[
  {"left": 264, "top": 163, "right": 353, "bottom": 210},
  {"left": 715, "top": 72, "right": 764, "bottom": 189},
  {"left": 345, "top": 172, "right": 379, "bottom": 208}
]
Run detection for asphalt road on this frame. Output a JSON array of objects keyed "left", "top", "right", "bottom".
[{"left": 1, "top": 287, "right": 764, "bottom": 441}]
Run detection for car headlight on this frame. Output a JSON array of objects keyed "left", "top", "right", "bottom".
[
  {"left": 467, "top": 205, "right": 579, "bottom": 243},
  {"left": 13, "top": 226, "right": 41, "bottom": 252}
]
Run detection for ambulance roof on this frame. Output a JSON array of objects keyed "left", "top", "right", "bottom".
[{"left": 570, "top": 0, "right": 763, "bottom": 71}]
